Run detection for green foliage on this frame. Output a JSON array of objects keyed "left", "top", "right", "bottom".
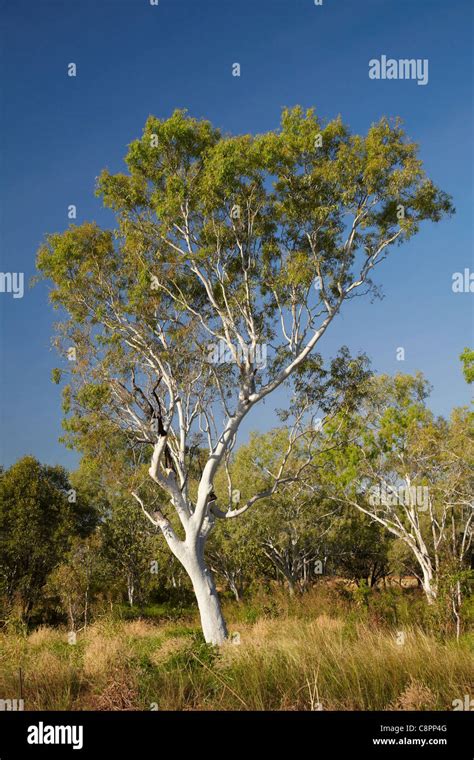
[
  {"left": 326, "top": 508, "right": 390, "bottom": 586},
  {"left": 33, "top": 110, "right": 455, "bottom": 645},
  {"left": 460, "top": 347, "right": 474, "bottom": 384},
  {"left": 0, "top": 457, "right": 97, "bottom": 624},
  {"left": 100, "top": 499, "right": 163, "bottom": 607},
  {"left": 35, "top": 107, "right": 453, "bottom": 467},
  {"left": 47, "top": 534, "right": 104, "bottom": 630}
]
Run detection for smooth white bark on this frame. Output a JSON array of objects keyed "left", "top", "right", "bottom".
[
  {"left": 132, "top": 487, "right": 228, "bottom": 644},
  {"left": 182, "top": 542, "right": 228, "bottom": 645}
]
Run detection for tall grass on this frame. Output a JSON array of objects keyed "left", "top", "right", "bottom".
[{"left": 0, "top": 589, "right": 472, "bottom": 711}]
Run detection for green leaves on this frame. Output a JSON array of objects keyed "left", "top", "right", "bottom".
[
  {"left": 0, "top": 457, "right": 97, "bottom": 622},
  {"left": 35, "top": 107, "right": 454, "bottom": 474},
  {"left": 51, "top": 368, "right": 62, "bottom": 385},
  {"left": 460, "top": 347, "right": 474, "bottom": 385}
]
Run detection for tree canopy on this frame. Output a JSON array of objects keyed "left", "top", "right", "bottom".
[{"left": 36, "top": 107, "right": 454, "bottom": 642}]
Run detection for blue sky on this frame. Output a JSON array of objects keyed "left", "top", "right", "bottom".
[{"left": 0, "top": 0, "right": 472, "bottom": 470}]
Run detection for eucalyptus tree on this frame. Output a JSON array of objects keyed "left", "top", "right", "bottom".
[
  {"left": 101, "top": 499, "right": 159, "bottom": 607},
  {"left": 211, "top": 429, "right": 333, "bottom": 598},
  {"left": 0, "top": 457, "right": 96, "bottom": 623},
  {"left": 322, "top": 374, "right": 473, "bottom": 606},
  {"left": 37, "top": 107, "right": 452, "bottom": 643}
]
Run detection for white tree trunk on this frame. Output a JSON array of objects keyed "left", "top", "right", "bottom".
[
  {"left": 183, "top": 542, "right": 228, "bottom": 645},
  {"left": 127, "top": 575, "right": 134, "bottom": 607},
  {"left": 410, "top": 543, "right": 438, "bottom": 604},
  {"left": 420, "top": 565, "right": 437, "bottom": 605},
  {"left": 136, "top": 450, "right": 232, "bottom": 644}
]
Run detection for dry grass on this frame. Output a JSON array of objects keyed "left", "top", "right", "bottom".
[
  {"left": 208, "top": 616, "right": 473, "bottom": 710},
  {"left": 0, "top": 593, "right": 472, "bottom": 711},
  {"left": 389, "top": 679, "right": 437, "bottom": 711},
  {"left": 83, "top": 639, "right": 123, "bottom": 679}
]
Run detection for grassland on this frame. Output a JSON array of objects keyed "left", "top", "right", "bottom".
[{"left": 1, "top": 586, "right": 472, "bottom": 711}]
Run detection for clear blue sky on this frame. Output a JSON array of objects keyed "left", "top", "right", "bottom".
[{"left": 0, "top": 0, "right": 472, "bottom": 470}]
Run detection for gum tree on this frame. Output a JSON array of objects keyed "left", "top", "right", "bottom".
[
  {"left": 320, "top": 374, "right": 473, "bottom": 606},
  {"left": 37, "top": 108, "right": 452, "bottom": 643},
  {"left": 0, "top": 457, "right": 96, "bottom": 623}
]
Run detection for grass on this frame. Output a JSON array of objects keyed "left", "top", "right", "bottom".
[{"left": 0, "top": 587, "right": 472, "bottom": 711}]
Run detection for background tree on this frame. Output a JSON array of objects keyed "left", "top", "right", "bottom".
[
  {"left": 47, "top": 533, "right": 104, "bottom": 632},
  {"left": 101, "top": 499, "right": 160, "bottom": 607},
  {"left": 321, "top": 374, "right": 473, "bottom": 608},
  {"left": 0, "top": 457, "right": 96, "bottom": 624},
  {"left": 211, "top": 430, "right": 326, "bottom": 598},
  {"left": 326, "top": 508, "right": 391, "bottom": 588},
  {"left": 208, "top": 519, "right": 260, "bottom": 602},
  {"left": 37, "top": 108, "right": 452, "bottom": 643},
  {"left": 225, "top": 429, "right": 392, "bottom": 593}
]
